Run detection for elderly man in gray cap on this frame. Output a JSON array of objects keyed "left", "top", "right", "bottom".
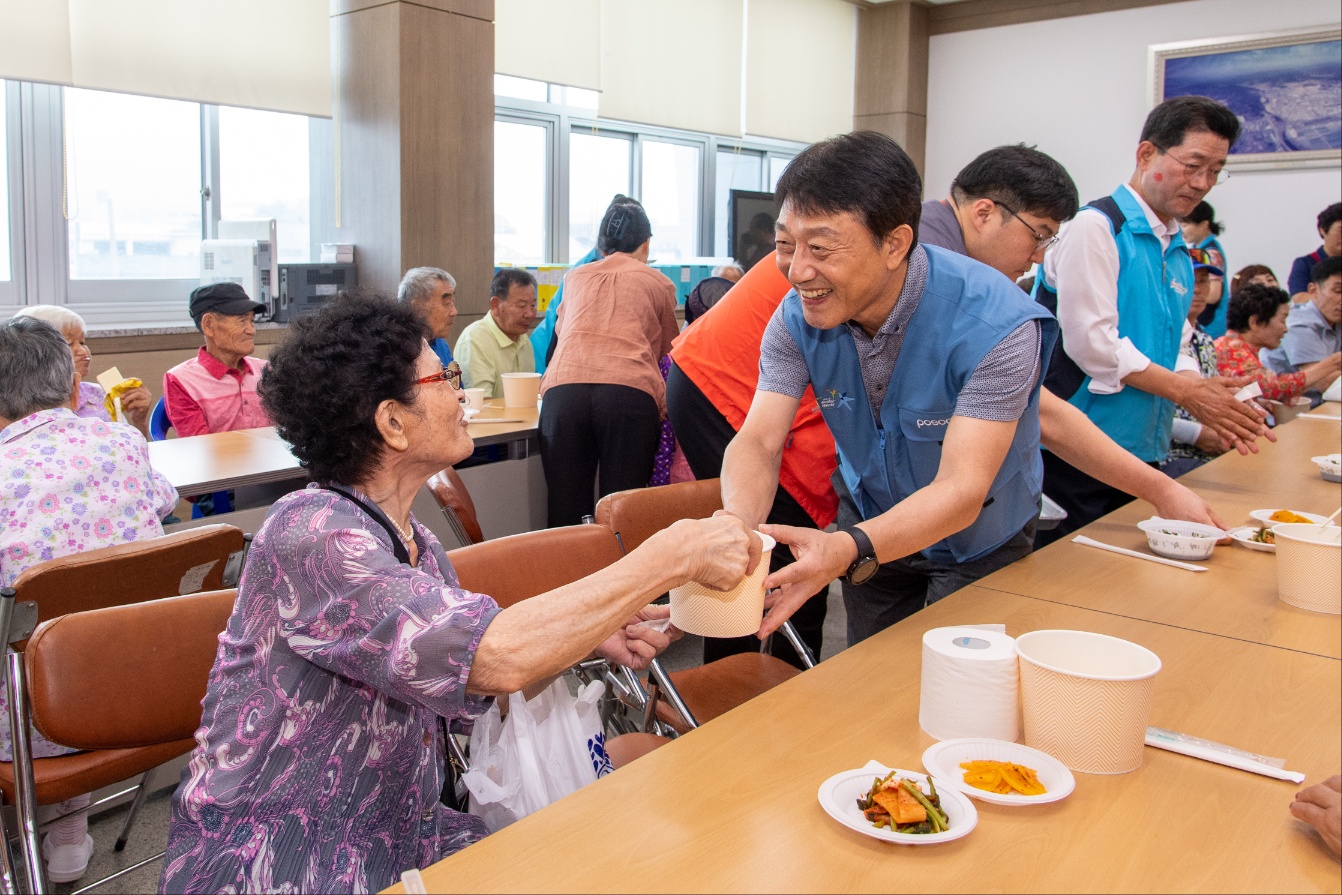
[{"left": 163, "top": 282, "right": 271, "bottom": 438}]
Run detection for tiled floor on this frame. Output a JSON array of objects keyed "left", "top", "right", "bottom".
[{"left": 40, "top": 583, "right": 847, "bottom": 893}]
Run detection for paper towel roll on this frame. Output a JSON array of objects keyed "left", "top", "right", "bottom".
[{"left": 919, "top": 626, "right": 1020, "bottom": 742}]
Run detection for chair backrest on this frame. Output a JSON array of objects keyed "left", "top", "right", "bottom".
[
  {"left": 149, "top": 396, "right": 172, "bottom": 441},
  {"left": 447, "top": 524, "right": 624, "bottom": 609},
  {"left": 427, "top": 467, "right": 485, "bottom": 545},
  {"left": 595, "top": 479, "right": 723, "bottom": 553},
  {"left": 9, "top": 523, "right": 245, "bottom": 621},
  {"left": 25, "top": 588, "right": 235, "bottom": 750}
]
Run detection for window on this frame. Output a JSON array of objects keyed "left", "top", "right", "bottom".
[
  {"left": 0, "top": 85, "right": 10, "bottom": 283},
  {"left": 640, "top": 140, "right": 700, "bottom": 262},
  {"left": 63, "top": 88, "right": 202, "bottom": 280},
  {"left": 770, "top": 155, "right": 791, "bottom": 191},
  {"left": 219, "top": 106, "right": 311, "bottom": 263},
  {"left": 494, "top": 119, "right": 549, "bottom": 264},
  {"left": 569, "top": 131, "right": 631, "bottom": 260},
  {"left": 714, "top": 149, "right": 763, "bottom": 257}
]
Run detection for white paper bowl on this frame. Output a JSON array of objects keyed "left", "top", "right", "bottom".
[
  {"left": 1136, "top": 518, "right": 1219, "bottom": 560},
  {"left": 1227, "top": 526, "right": 1276, "bottom": 553},
  {"left": 1311, "top": 454, "right": 1341, "bottom": 483},
  {"left": 921, "top": 738, "right": 1075, "bottom": 806},
  {"left": 1249, "top": 509, "right": 1328, "bottom": 526}
]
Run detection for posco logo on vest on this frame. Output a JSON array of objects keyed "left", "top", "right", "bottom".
[
  {"left": 818, "top": 388, "right": 855, "bottom": 411},
  {"left": 916, "top": 417, "right": 950, "bottom": 428}
]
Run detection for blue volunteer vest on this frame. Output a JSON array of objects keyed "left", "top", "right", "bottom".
[
  {"left": 1060, "top": 188, "right": 1193, "bottom": 463},
  {"left": 783, "top": 245, "right": 1059, "bottom": 564},
  {"left": 1195, "top": 234, "right": 1229, "bottom": 338}
]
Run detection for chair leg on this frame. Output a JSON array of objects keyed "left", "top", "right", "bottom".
[
  {"left": 6, "top": 651, "right": 46, "bottom": 894},
  {"left": 647, "top": 658, "right": 697, "bottom": 731},
  {"left": 0, "top": 795, "right": 19, "bottom": 895},
  {"left": 114, "top": 767, "right": 156, "bottom": 852}
]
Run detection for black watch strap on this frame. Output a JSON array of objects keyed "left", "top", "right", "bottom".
[{"left": 840, "top": 525, "right": 878, "bottom": 585}]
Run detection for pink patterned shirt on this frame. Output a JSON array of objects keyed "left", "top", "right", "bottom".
[
  {"left": 163, "top": 348, "right": 272, "bottom": 437},
  {"left": 0, "top": 407, "right": 178, "bottom": 758}
]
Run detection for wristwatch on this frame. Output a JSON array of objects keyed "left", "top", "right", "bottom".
[{"left": 840, "top": 525, "right": 879, "bottom": 586}]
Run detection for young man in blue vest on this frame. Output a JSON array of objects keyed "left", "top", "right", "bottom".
[
  {"left": 721, "top": 132, "right": 1059, "bottom": 646},
  {"left": 1034, "top": 96, "right": 1270, "bottom": 545}
]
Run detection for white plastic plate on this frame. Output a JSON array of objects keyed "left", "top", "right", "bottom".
[
  {"left": 1227, "top": 526, "right": 1276, "bottom": 554},
  {"left": 1249, "top": 509, "right": 1327, "bottom": 526},
  {"left": 921, "top": 739, "right": 1076, "bottom": 806},
  {"left": 816, "top": 760, "right": 976, "bottom": 845}
]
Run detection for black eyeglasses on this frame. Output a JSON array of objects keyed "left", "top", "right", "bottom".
[
  {"left": 415, "top": 361, "right": 462, "bottom": 389},
  {"left": 994, "top": 201, "right": 1059, "bottom": 252}
]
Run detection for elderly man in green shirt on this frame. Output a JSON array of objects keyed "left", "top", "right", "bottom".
[{"left": 455, "top": 268, "right": 539, "bottom": 397}]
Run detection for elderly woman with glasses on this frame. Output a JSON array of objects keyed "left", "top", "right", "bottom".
[{"left": 158, "top": 293, "right": 758, "bottom": 895}]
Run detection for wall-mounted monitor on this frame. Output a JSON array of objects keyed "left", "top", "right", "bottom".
[{"left": 728, "top": 189, "right": 778, "bottom": 271}]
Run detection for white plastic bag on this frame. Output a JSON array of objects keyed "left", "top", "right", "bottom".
[{"left": 462, "top": 678, "right": 612, "bottom": 832}]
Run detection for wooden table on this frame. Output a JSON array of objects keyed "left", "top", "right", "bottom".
[
  {"left": 389, "top": 588, "right": 1341, "bottom": 894},
  {"left": 148, "top": 402, "right": 540, "bottom": 498},
  {"left": 978, "top": 413, "right": 1341, "bottom": 659}
]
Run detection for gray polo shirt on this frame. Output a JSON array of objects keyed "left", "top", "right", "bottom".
[
  {"left": 1261, "top": 299, "right": 1341, "bottom": 373},
  {"left": 919, "top": 199, "right": 968, "bottom": 255}
]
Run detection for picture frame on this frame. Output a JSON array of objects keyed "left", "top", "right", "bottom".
[{"left": 1149, "top": 26, "right": 1341, "bottom": 170}]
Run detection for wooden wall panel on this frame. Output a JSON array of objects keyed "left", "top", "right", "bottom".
[
  {"left": 399, "top": 2, "right": 494, "bottom": 320},
  {"left": 927, "top": 0, "right": 1195, "bottom": 35},
  {"left": 854, "top": 0, "right": 929, "bottom": 172}
]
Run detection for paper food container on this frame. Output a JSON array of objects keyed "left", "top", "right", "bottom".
[{"left": 1014, "top": 630, "right": 1161, "bottom": 775}]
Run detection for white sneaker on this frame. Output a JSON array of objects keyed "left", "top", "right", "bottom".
[{"left": 42, "top": 833, "right": 94, "bottom": 884}]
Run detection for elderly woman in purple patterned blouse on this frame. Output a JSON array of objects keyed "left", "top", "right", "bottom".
[
  {"left": 11, "top": 306, "right": 154, "bottom": 439},
  {"left": 158, "top": 292, "right": 758, "bottom": 894}
]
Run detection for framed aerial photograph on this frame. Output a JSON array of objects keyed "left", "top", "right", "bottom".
[{"left": 1150, "top": 26, "right": 1341, "bottom": 169}]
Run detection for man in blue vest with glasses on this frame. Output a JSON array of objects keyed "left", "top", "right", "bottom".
[
  {"left": 1034, "top": 96, "right": 1270, "bottom": 545},
  {"left": 720, "top": 131, "right": 1059, "bottom": 646}
]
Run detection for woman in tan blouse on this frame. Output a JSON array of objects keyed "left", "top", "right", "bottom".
[{"left": 540, "top": 195, "right": 680, "bottom": 526}]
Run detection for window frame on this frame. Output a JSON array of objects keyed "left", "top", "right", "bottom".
[
  {"left": 495, "top": 87, "right": 803, "bottom": 265},
  {"left": 494, "top": 110, "right": 558, "bottom": 266}
]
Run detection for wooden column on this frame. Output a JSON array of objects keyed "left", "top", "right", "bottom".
[
  {"left": 854, "top": 0, "right": 930, "bottom": 174},
  {"left": 314, "top": 0, "right": 494, "bottom": 321}
]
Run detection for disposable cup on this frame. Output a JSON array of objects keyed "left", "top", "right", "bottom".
[
  {"left": 501, "top": 372, "right": 542, "bottom": 408},
  {"left": 1015, "top": 630, "right": 1161, "bottom": 774},
  {"left": 1273, "top": 523, "right": 1341, "bottom": 614},
  {"left": 670, "top": 532, "right": 774, "bottom": 638},
  {"left": 463, "top": 388, "right": 486, "bottom": 411}
]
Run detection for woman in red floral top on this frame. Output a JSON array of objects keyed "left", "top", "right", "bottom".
[{"left": 1214, "top": 283, "right": 1342, "bottom": 403}]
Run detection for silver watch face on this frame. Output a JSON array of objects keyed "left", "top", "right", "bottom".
[{"left": 848, "top": 556, "right": 879, "bottom": 586}]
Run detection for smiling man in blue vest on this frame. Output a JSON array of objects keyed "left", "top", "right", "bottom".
[
  {"left": 720, "top": 132, "right": 1060, "bottom": 645},
  {"left": 1033, "top": 96, "right": 1270, "bottom": 545}
]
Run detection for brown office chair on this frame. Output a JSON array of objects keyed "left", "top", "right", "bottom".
[
  {"left": 594, "top": 479, "right": 816, "bottom": 735},
  {"left": 0, "top": 588, "right": 235, "bottom": 894},
  {"left": 427, "top": 467, "right": 485, "bottom": 546},
  {"left": 3, "top": 523, "right": 246, "bottom": 623},
  {"left": 445, "top": 525, "right": 671, "bottom": 768},
  {"left": 0, "top": 523, "right": 245, "bottom": 890}
]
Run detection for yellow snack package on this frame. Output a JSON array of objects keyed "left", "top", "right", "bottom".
[{"left": 103, "top": 378, "right": 144, "bottom": 423}]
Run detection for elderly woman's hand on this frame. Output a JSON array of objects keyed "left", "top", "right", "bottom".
[
  {"left": 119, "top": 385, "right": 154, "bottom": 436},
  {"left": 1291, "top": 775, "right": 1342, "bottom": 857},
  {"left": 593, "top": 605, "right": 682, "bottom": 670},
  {"left": 667, "top": 512, "right": 760, "bottom": 590}
]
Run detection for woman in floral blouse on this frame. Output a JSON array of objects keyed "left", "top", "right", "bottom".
[
  {"left": 1214, "top": 284, "right": 1342, "bottom": 403},
  {"left": 1, "top": 316, "right": 178, "bottom": 883},
  {"left": 158, "top": 293, "right": 757, "bottom": 894}
]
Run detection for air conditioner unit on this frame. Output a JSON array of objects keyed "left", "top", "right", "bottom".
[{"left": 200, "top": 239, "right": 273, "bottom": 318}]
